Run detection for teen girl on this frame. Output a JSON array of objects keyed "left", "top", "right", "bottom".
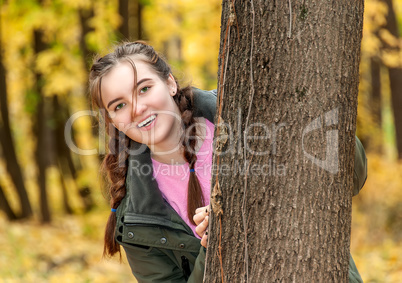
[{"left": 89, "top": 41, "right": 366, "bottom": 282}]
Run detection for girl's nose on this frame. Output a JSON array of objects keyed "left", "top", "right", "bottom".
[{"left": 131, "top": 101, "right": 147, "bottom": 121}]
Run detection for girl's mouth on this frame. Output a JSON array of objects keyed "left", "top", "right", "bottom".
[{"left": 137, "top": 114, "right": 157, "bottom": 128}]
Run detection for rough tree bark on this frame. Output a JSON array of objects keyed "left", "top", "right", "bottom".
[{"left": 205, "top": 1, "right": 364, "bottom": 282}]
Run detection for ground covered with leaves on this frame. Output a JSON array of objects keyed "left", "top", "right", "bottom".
[{"left": 0, "top": 209, "right": 134, "bottom": 282}]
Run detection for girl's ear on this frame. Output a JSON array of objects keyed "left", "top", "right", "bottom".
[{"left": 167, "top": 73, "right": 177, "bottom": 96}]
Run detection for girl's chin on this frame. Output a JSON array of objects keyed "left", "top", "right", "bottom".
[{"left": 126, "top": 132, "right": 164, "bottom": 147}]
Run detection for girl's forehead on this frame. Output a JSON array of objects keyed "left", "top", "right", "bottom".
[
  {"left": 100, "top": 59, "right": 162, "bottom": 101},
  {"left": 121, "top": 58, "right": 160, "bottom": 80},
  {"left": 104, "top": 60, "right": 154, "bottom": 85}
]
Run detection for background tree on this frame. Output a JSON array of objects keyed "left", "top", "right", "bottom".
[
  {"left": 0, "top": 13, "right": 33, "bottom": 219},
  {"left": 380, "top": 0, "right": 402, "bottom": 159},
  {"left": 118, "top": 0, "right": 129, "bottom": 40},
  {"left": 0, "top": 184, "right": 17, "bottom": 220},
  {"left": 205, "top": 1, "right": 364, "bottom": 281},
  {"left": 33, "top": 25, "right": 52, "bottom": 223},
  {"left": 129, "top": 0, "right": 143, "bottom": 40},
  {"left": 79, "top": 2, "right": 95, "bottom": 72}
]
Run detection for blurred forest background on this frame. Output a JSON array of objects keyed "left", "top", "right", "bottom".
[{"left": 0, "top": 0, "right": 401, "bottom": 282}]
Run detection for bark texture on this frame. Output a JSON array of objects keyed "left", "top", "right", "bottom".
[{"left": 205, "top": 1, "right": 364, "bottom": 282}]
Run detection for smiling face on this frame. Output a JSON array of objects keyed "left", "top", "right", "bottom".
[{"left": 100, "top": 59, "right": 182, "bottom": 151}]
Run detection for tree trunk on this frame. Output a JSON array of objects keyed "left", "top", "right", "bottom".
[
  {"left": 0, "top": 17, "right": 33, "bottom": 219},
  {"left": 369, "top": 56, "right": 383, "bottom": 153},
  {"left": 53, "top": 95, "right": 96, "bottom": 213},
  {"left": 380, "top": 0, "right": 402, "bottom": 159},
  {"left": 53, "top": 96, "right": 74, "bottom": 215},
  {"left": 0, "top": 184, "right": 18, "bottom": 221},
  {"left": 129, "top": 1, "right": 143, "bottom": 40},
  {"left": 33, "top": 29, "right": 51, "bottom": 223},
  {"left": 79, "top": 5, "right": 95, "bottom": 72},
  {"left": 58, "top": 165, "right": 73, "bottom": 215},
  {"left": 118, "top": 0, "right": 130, "bottom": 40},
  {"left": 370, "top": 57, "right": 382, "bottom": 126},
  {"left": 205, "top": 1, "right": 364, "bottom": 282}
]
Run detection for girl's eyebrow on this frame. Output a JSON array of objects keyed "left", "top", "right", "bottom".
[
  {"left": 137, "top": 78, "right": 152, "bottom": 86},
  {"left": 107, "top": 97, "right": 123, "bottom": 109},
  {"left": 106, "top": 78, "right": 152, "bottom": 109}
]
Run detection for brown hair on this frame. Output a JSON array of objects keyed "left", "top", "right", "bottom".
[{"left": 89, "top": 41, "right": 205, "bottom": 257}]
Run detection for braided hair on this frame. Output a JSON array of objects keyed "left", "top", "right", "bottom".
[{"left": 89, "top": 41, "right": 205, "bottom": 257}]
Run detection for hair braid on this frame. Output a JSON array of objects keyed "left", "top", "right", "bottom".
[
  {"left": 174, "top": 83, "right": 205, "bottom": 225},
  {"left": 102, "top": 127, "right": 129, "bottom": 257}
]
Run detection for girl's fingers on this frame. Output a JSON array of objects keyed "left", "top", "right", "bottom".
[
  {"left": 201, "top": 233, "right": 208, "bottom": 248},
  {"left": 195, "top": 206, "right": 205, "bottom": 214},
  {"left": 195, "top": 205, "right": 210, "bottom": 215},
  {"left": 193, "top": 213, "right": 204, "bottom": 226},
  {"left": 193, "top": 206, "right": 210, "bottom": 247},
  {"left": 193, "top": 205, "right": 210, "bottom": 226},
  {"left": 195, "top": 216, "right": 209, "bottom": 238}
]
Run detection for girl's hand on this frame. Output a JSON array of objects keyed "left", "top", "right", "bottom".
[{"left": 193, "top": 205, "right": 209, "bottom": 248}]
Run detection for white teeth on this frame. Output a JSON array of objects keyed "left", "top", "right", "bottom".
[{"left": 138, "top": 114, "right": 156, "bottom": 128}]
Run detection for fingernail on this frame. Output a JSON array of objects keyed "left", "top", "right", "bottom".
[{"left": 205, "top": 231, "right": 208, "bottom": 236}]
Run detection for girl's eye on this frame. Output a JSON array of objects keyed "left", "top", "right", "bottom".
[
  {"left": 115, "top": 103, "right": 125, "bottom": 111},
  {"left": 140, "top": 86, "right": 150, "bottom": 94}
]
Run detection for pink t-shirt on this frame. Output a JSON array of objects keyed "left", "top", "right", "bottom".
[{"left": 151, "top": 119, "right": 214, "bottom": 238}]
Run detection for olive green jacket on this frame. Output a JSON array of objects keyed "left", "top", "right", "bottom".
[{"left": 115, "top": 88, "right": 367, "bottom": 283}]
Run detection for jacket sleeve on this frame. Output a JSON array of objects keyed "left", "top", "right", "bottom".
[
  {"left": 349, "top": 254, "right": 364, "bottom": 283},
  {"left": 353, "top": 136, "right": 367, "bottom": 197},
  {"left": 121, "top": 243, "right": 205, "bottom": 283},
  {"left": 187, "top": 246, "right": 206, "bottom": 283},
  {"left": 192, "top": 88, "right": 217, "bottom": 123}
]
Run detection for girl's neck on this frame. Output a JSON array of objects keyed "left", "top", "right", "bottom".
[
  {"left": 151, "top": 147, "right": 186, "bottom": 165},
  {"left": 150, "top": 117, "right": 206, "bottom": 165}
]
